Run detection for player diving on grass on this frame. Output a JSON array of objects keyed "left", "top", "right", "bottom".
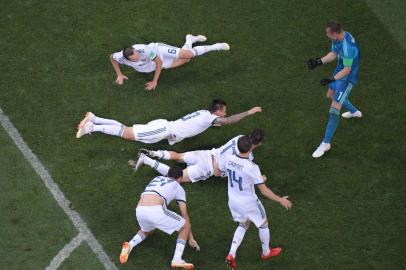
[
  {"left": 307, "top": 21, "right": 362, "bottom": 158},
  {"left": 119, "top": 166, "right": 199, "bottom": 269},
  {"left": 130, "top": 128, "right": 264, "bottom": 184},
  {"left": 75, "top": 99, "right": 262, "bottom": 145},
  {"left": 223, "top": 136, "right": 292, "bottom": 270},
  {"left": 110, "top": 34, "right": 230, "bottom": 90}
]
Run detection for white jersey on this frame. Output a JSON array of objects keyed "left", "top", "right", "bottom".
[
  {"left": 112, "top": 43, "right": 159, "bottom": 73},
  {"left": 214, "top": 135, "right": 254, "bottom": 175},
  {"left": 225, "top": 154, "right": 264, "bottom": 204},
  {"left": 142, "top": 176, "right": 186, "bottom": 206},
  {"left": 168, "top": 110, "right": 219, "bottom": 145}
]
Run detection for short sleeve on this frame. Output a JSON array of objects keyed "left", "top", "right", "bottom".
[
  {"left": 175, "top": 185, "right": 186, "bottom": 203},
  {"left": 145, "top": 45, "right": 157, "bottom": 60},
  {"left": 251, "top": 165, "right": 264, "bottom": 185},
  {"left": 112, "top": 52, "right": 124, "bottom": 64},
  {"left": 331, "top": 42, "right": 339, "bottom": 54}
]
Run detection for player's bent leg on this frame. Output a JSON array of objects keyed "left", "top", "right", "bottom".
[
  {"left": 171, "top": 221, "right": 194, "bottom": 269},
  {"left": 178, "top": 49, "right": 194, "bottom": 59},
  {"left": 120, "top": 230, "right": 151, "bottom": 264},
  {"left": 326, "top": 88, "right": 335, "bottom": 99},
  {"left": 226, "top": 222, "right": 249, "bottom": 269},
  {"left": 170, "top": 58, "right": 191, "bottom": 69},
  {"left": 258, "top": 220, "right": 281, "bottom": 260}
]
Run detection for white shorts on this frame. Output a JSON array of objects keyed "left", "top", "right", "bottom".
[
  {"left": 228, "top": 199, "right": 267, "bottom": 228},
  {"left": 136, "top": 205, "right": 185, "bottom": 235},
  {"left": 133, "top": 119, "right": 170, "bottom": 144},
  {"left": 157, "top": 43, "right": 181, "bottom": 69},
  {"left": 183, "top": 150, "right": 214, "bottom": 183}
]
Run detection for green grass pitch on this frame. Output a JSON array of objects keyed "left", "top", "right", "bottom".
[{"left": 0, "top": 0, "right": 405, "bottom": 269}]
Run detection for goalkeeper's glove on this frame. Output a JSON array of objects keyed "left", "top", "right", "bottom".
[
  {"left": 307, "top": 57, "right": 323, "bottom": 70},
  {"left": 320, "top": 77, "right": 335, "bottom": 86}
]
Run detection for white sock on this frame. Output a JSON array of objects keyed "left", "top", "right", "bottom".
[
  {"left": 92, "top": 116, "right": 123, "bottom": 126},
  {"left": 129, "top": 231, "right": 146, "bottom": 250},
  {"left": 172, "top": 239, "right": 186, "bottom": 261},
  {"left": 151, "top": 150, "right": 171, "bottom": 160},
  {"left": 143, "top": 156, "right": 170, "bottom": 176},
  {"left": 229, "top": 224, "right": 247, "bottom": 257},
  {"left": 93, "top": 125, "right": 124, "bottom": 137},
  {"left": 192, "top": 44, "right": 222, "bottom": 56},
  {"left": 259, "top": 224, "right": 270, "bottom": 255}
]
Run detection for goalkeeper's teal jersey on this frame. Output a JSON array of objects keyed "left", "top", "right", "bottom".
[{"left": 331, "top": 32, "right": 360, "bottom": 85}]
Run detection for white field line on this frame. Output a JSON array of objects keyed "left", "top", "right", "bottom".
[
  {"left": 0, "top": 107, "right": 118, "bottom": 270},
  {"left": 45, "top": 233, "right": 85, "bottom": 270}
]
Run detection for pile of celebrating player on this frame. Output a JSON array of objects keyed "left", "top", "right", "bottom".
[{"left": 75, "top": 20, "right": 361, "bottom": 269}]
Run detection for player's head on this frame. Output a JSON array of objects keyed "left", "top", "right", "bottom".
[
  {"left": 210, "top": 99, "right": 227, "bottom": 117},
  {"left": 325, "top": 21, "right": 344, "bottom": 41},
  {"left": 123, "top": 46, "right": 140, "bottom": 61},
  {"left": 249, "top": 128, "right": 264, "bottom": 149},
  {"left": 168, "top": 166, "right": 183, "bottom": 182},
  {"left": 237, "top": 135, "right": 252, "bottom": 155}
]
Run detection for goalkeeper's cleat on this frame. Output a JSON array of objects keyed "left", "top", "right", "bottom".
[
  {"left": 171, "top": 259, "right": 194, "bottom": 269},
  {"left": 77, "top": 112, "right": 94, "bottom": 130},
  {"left": 76, "top": 122, "right": 93, "bottom": 139},
  {"left": 119, "top": 242, "right": 131, "bottom": 264},
  {"left": 186, "top": 34, "right": 207, "bottom": 44},
  {"left": 260, "top": 247, "right": 282, "bottom": 260},
  {"left": 226, "top": 254, "right": 237, "bottom": 269},
  {"left": 342, "top": 110, "right": 362, "bottom": 119},
  {"left": 312, "top": 142, "right": 331, "bottom": 158}
]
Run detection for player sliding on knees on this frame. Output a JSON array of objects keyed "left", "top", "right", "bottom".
[
  {"left": 110, "top": 34, "right": 230, "bottom": 90},
  {"left": 119, "top": 166, "right": 199, "bottom": 269},
  {"left": 130, "top": 128, "right": 264, "bottom": 184},
  {"left": 307, "top": 21, "right": 362, "bottom": 158},
  {"left": 223, "top": 136, "right": 292, "bottom": 270},
  {"left": 75, "top": 99, "right": 262, "bottom": 145}
]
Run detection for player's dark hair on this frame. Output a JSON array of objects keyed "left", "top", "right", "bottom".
[
  {"left": 249, "top": 128, "right": 264, "bottom": 145},
  {"left": 168, "top": 166, "right": 183, "bottom": 180},
  {"left": 237, "top": 135, "right": 252, "bottom": 154},
  {"left": 210, "top": 99, "right": 227, "bottom": 113},
  {"left": 326, "top": 21, "right": 343, "bottom": 33},
  {"left": 123, "top": 46, "right": 135, "bottom": 60}
]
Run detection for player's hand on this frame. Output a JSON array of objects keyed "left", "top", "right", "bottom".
[
  {"left": 248, "top": 106, "right": 262, "bottom": 115},
  {"left": 307, "top": 57, "right": 322, "bottom": 70},
  {"left": 262, "top": 175, "right": 267, "bottom": 182},
  {"left": 320, "top": 77, "right": 335, "bottom": 86},
  {"left": 279, "top": 196, "right": 292, "bottom": 210},
  {"left": 188, "top": 238, "right": 201, "bottom": 251},
  {"left": 115, "top": 74, "right": 128, "bottom": 85},
  {"left": 145, "top": 80, "right": 158, "bottom": 91}
]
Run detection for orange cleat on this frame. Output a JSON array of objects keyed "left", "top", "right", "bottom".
[
  {"left": 260, "top": 247, "right": 282, "bottom": 260},
  {"left": 226, "top": 254, "right": 237, "bottom": 269},
  {"left": 119, "top": 242, "right": 131, "bottom": 264}
]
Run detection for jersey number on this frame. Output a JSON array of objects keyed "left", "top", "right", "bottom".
[
  {"left": 147, "top": 177, "right": 175, "bottom": 187},
  {"left": 168, "top": 48, "right": 177, "bottom": 54},
  {"left": 227, "top": 169, "right": 243, "bottom": 191},
  {"left": 181, "top": 111, "right": 200, "bottom": 121}
]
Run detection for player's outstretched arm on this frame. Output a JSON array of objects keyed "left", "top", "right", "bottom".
[
  {"left": 307, "top": 52, "right": 336, "bottom": 69},
  {"left": 145, "top": 57, "right": 163, "bottom": 91},
  {"left": 257, "top": 183, "right": 292, "bottom": 210},
  {"left": 110, "top": 54, "right": 128, "bottom": 85},
  {"left": 213, "top": 106, "right": 262, "bottom": 126},
  {"left": 178, "top": 202, "right": 200, "bottom": 251}
]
